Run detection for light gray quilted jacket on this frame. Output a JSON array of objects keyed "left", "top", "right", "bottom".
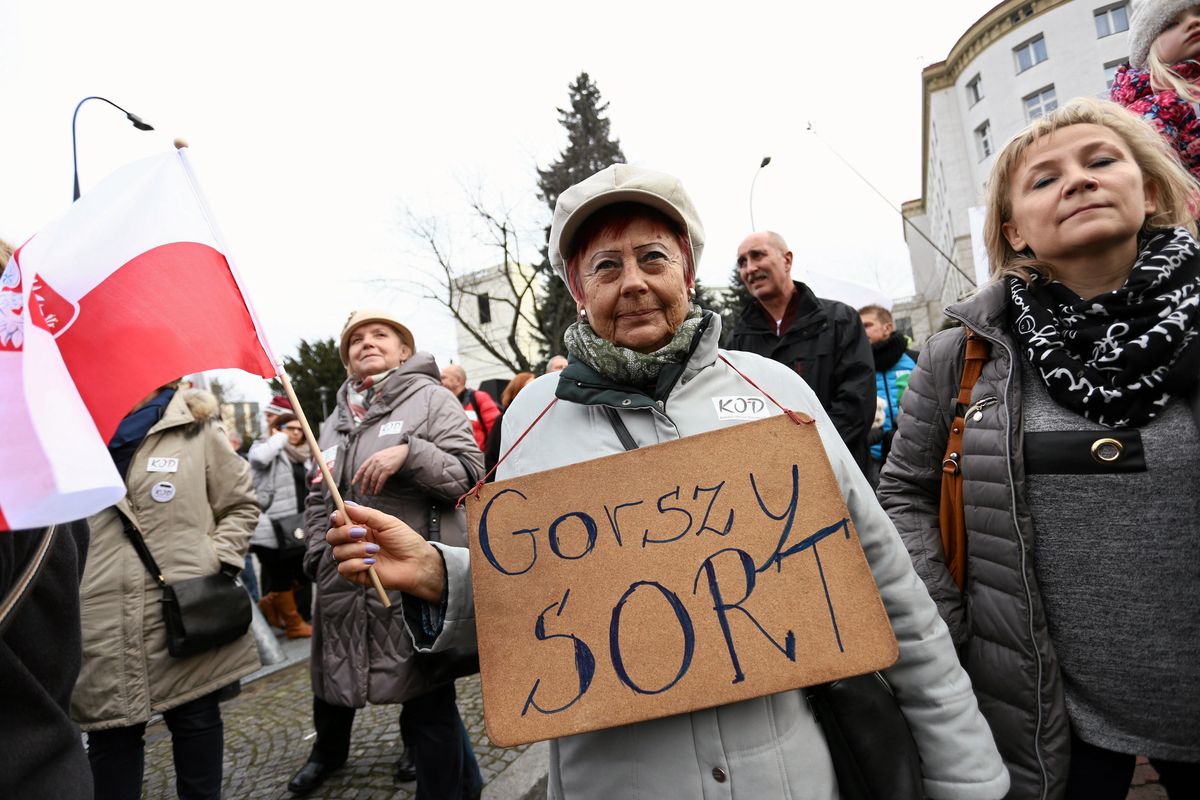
[
  {"left": 303, "top": 353, "right": 483, "bottom": 706},
  {"left": 247, "top": 432, "right": 306, "bottom": 549},
  {"left": 878, "top": 280, "right": 1069, "bottom": 800},
  {"left": 418, "top": 314, "right": 1009, "bottom": 800}
]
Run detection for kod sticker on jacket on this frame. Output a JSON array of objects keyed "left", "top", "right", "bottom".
[
  {"left": 314, "top": 445, "right": 337, "bottom": 482},
  {"left": 378, "top": 421, "right": 404, "bottom": 437},
  {"left": 712, "top": 396, "right": 770, "bottom": 420},
  {"left": 147, "top": 457, "right": 179, "bottom": 473},
  {"left": 150, "top": 481, "right": 175, "bottom": 502}
]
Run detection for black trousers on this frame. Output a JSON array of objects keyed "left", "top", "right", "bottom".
[
  {"left": 250, "top": 544, "right": 307, "bottom": 594},
  {"left": 310, "top": 685, "right": 482, "bottom": 800},
  {"left": 87, "top": 690, "right": 224, "bottom": 800},
  {"left": 1066, "top": 732, "right": 1200, "bottom": 800}
]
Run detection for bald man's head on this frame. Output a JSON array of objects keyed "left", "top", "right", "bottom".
[
  {"left": 736, "top": 231, "right": 794, "bottom": 305},
  {"left": 441, "top": 364, "right": 466, "bottom": 395}
]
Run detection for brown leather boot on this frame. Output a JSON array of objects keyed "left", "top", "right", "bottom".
[
  {"left": 276, "top": 590, "right": 312, "bottom": 638},
  {"left": 258, "top": 593, "right": 283, "bottom": 628}
]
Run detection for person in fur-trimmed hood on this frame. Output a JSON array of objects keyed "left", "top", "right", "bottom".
[{"left": 73, "top": 383, "right": 260, "bottom": 800}]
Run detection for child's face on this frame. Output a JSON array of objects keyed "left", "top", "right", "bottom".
[
  {"left": 1155, "top": 5, "right": 1200, "bottom": 64},
  {"left": 1002, "top": 124, "right": 1156, "bottom": 267}
]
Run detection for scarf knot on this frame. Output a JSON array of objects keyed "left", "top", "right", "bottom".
[
  {"left": 564, "top": 307, "right": 704, "bottom": 388},
  {"left": 346, "top": 368, "right": 397, "bottom": 425}
]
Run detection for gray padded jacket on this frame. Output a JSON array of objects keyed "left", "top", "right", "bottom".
[
  {"left": 878, "top": 281, "right": 1068, "bottom": 800},
  {"left": 303, "top": 353, "right": 483, "bottom": 706}
]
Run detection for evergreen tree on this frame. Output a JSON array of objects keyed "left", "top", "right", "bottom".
[
  {"left": 268, "top": 338, "right": 346, "bottom": 427},
  {"left": 723, "top": 264, "right": 755, "bottom": 340},
  {"left": 533, "top": 73, "right": 626, "bottom": 356},
  {"left": 693, "top": 278, "right": 737, "bottom": 348}
]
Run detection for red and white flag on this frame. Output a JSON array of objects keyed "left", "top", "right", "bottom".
[{"left": 0, "top": 149, "right": 277, "bottom": 530}]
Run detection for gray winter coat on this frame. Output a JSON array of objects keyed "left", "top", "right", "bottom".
[
  {"left": 877, "top": 281, "right": 1069, "bottom": 800},
  {"left": 303, "top": 353, "right": 483, "bottom": 706},
  {"left": 248, "top": 433, "right": 307, "bottom": 549},
  {"left": 416, "top": 314, "right": 1009, "bottom": 800}
]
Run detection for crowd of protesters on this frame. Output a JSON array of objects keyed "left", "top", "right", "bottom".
[{"left": 6, "top": 5, "right": 1200, "bottom": 798}]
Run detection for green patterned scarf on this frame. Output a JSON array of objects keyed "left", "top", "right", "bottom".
[{"left": 563, "top": 307, "right": 705, "bottom": 388}]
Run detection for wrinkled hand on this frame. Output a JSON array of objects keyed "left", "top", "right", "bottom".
[
  {"left": 352, "top": 444, "right": 409, "bottom": 495},
  {"left": 326, "top": 503, "right": 444, "bottom": 602}
]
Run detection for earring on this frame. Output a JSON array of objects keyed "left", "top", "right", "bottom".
[{"left": 578, "top": 307, "right": 588, "bottom": 322}]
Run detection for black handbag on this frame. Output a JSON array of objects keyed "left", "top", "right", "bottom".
[
  {"left": 119, "top": 513, "right": 252, "bottom": 659},
  {"left": 261, "top": 458, "right": 307, "bottom": 552},
  {"left": 270, "top": 512, "right": 307, "bottom": 552},
  {"left": 806, "top": 673, "right": 923, "bottom": 800}
]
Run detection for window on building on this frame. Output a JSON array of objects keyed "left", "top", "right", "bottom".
[
  {"left": 1014, "top": 34, "right": 1048, "bottom": 73},
  {"left": 1104, "top": 58, "right": 1126, "bottom": 89},
  {"left": 975, "top": 120, "right": 993, "bottom": 160},
  {"left": 966, "top": 74, "right": 984, "bottom": 105},
  {"left": 1024, "top": 85, "right": 1058, "bottom": 120},
  {"left": 1009, "top": 4, "right": 1034, "bottom": 24},
  {"left": 1094, "top": 3, "right": 1129, "bottom": 37},
  {"left": 477, "top": 293, "right": 492, "bottom": 325}
]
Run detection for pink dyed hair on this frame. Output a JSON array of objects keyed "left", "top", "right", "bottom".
[{"left": 564, "top": 202, "right": 695, "bottom": 302}]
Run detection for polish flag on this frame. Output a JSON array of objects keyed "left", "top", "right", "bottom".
[{"left": 0, "top": 149, "right": 277, "bottom": 530}]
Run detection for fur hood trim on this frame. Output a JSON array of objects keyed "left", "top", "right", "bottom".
[{"left": 182, "top": 389, "right": 221, "bottom": 422}]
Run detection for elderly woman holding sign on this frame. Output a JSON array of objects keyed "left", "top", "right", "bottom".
[{"left": 326, "top": 165, "right": 1009, "bottom": 800}]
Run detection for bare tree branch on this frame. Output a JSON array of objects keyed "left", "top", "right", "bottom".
[{"left": 395, "top": 202, "right": 546, "bottom": 374}]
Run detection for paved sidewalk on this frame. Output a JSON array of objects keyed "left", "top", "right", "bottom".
[
  {"left": 138, "top": 634, "right": 1164, "bottom": 800},
  {"left": 140, "top": 636, "right": 546, "bottom": 800}
]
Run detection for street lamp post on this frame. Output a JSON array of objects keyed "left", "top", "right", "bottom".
[
  {"left": 317, "top": 385, "right": 330, "bottom": 420},
  {"left": 749, "top": 156, "right": 772, "bottom": 230},
  {"left": 72, "top": 96, "right": 155, "bottom": 201}
]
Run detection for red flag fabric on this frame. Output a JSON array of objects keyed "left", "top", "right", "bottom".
[{"left": 0, "top": 150, "right": 276, "bottom": 530}]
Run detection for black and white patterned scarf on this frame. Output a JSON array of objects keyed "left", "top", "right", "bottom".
[{"left": 1008, "top": 226, "right": 1200, "bottom": 428}]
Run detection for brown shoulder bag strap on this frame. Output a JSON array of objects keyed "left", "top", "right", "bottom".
[{"left": 938, "top": 327, "right": 990, "bottom": 591}]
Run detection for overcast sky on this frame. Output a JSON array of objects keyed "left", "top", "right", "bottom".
[{"left": 1, "top": 0, "right": 1000, "bottom": 403}]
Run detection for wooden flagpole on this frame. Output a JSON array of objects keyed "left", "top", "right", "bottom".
[
  {"left": 171, "top": 140, "right": 388, "bottom": 607},
  {"left": 277, "top": 369, "right": 391, "bottom": 608}
]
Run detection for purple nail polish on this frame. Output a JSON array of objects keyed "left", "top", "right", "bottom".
[
  {"left": 345, "top": 500, "right": 360, "bottom": 507},
  {"left": 349, "top": 527, "right": 367, "bottom": 539},
  {"left": 363, "top": 557, "right": 376, "bottom": 566},
  {"left": 365, "top": 542, "right": 380, "bottom": 554}
]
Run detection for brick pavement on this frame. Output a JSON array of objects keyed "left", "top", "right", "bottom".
[
  {"left": 140, "top": 662, "right": 531, "bottom": 800},
  {"left": 137, "top": 641, "right": 1166, "bottom": 800}
]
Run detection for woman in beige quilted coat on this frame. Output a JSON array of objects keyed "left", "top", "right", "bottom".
[{"left": 74, "top": 385, "right": 259, "bottom": 800}]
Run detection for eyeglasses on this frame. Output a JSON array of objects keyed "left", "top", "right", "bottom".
[{"left": 283, "top": 426, "right": 303, "bottom": 432}]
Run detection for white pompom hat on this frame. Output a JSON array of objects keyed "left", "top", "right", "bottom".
[{"left": 1129, "top": 0, "right": 1200, "bottom": 67}]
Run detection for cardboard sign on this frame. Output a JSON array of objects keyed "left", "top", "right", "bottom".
[{"left": 465, "top": 414, "right": 898, "bottom": 747}]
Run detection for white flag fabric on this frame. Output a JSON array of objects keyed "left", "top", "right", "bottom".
[{"left": 0, "top": 150, "right": 276, "bottom": 531}]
